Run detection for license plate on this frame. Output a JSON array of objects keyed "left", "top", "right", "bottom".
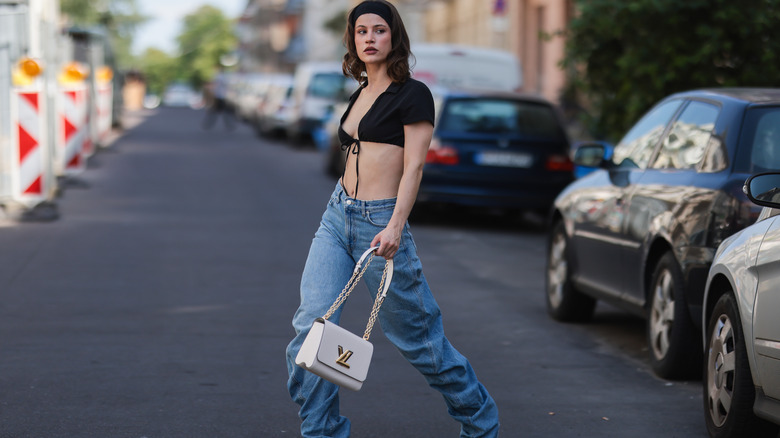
[{"left": 475, "top": 152, "right": 533, "bottom": 168}]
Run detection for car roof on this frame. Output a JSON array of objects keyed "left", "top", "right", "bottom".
[
  {"left": 431, "top": 86, "right": 554, "bottom": 106},
  {"left": 671, "top": 88, "right": 780, "bottom": 105}
]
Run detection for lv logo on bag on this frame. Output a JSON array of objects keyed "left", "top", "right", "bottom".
[
  {"left": 336, "top": 346, "right": 353, "bottom": 368},
  {"left": 295, "top": 246, "right": 394, "bottom": 391}
]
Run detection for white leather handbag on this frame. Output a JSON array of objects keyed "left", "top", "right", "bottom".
[{"left": 295, "top": 246, "right": 394, "bottom": 391}]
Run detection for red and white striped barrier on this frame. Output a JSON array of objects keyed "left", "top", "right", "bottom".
[
  {"left": 96, "top": 81, "right": 113, "bottom": 145},
  {"left": 57, "top": 84, "right": 89, "bottom": 175},
  {"left": 11, "top": 87, "right": 49, "bottom": 206}
]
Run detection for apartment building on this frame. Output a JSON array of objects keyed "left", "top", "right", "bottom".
[
  {"left": 238, "top": 0, "right": 574, "bottom": 107},
  {"left": 421, "top": 0, "right": 573, "bottom": 106}
]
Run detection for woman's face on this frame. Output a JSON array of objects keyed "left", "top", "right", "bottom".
[{"left": 354, "top": 13, "right": 392, "bottom": 65}]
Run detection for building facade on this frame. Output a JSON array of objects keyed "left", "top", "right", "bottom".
[
  {"left": 236, "top": 0, "right": 574, "bottom": 108},
  {"left": 236, "top": 0, "right": 350, "bottom": 73},
  {"left": 420, "top": 0, "right": 573, "bottom": 105}
]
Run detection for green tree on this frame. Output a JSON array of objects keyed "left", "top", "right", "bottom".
[
  {"left": 324, "top": 9, "right": 348, "bottom": 37},
  {"left": 137, "top": 48, "right": 177, "bottom": 95},
  {"left": 562, "top": 0, "right": 780, "bottom": 141},
  {"left": 176, "top": 5, "right": 238, "bottom": 89},
  {"left": 61, "top": 0, "right": 147, "bottom": 68}
]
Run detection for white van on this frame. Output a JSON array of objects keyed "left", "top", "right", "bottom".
[
  {"left": 410, "top": 43, "right": 522, "bottom": 92},
  {"left": 287, "top": 61, "right": 358, "bottom": 142}
]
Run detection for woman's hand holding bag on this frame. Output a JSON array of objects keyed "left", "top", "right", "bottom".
[{"left": 294, "top": 246, "right": 394, "bottom": 391}]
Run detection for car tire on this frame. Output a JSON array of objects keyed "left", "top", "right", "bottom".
[
  {"left": 647, "top": 252, "right": 701, "bottom": 379},
  {"left": 545, "top": 221, "right": 596, "bottom": 322},
  {"left": 325, "top": 143, "right": 345, "bottom": 178},
  {"left": 704, "top": 292, "right": 780, "bottom": 438}
]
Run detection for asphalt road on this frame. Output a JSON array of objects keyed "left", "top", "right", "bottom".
[{"left": 0, "top": 107, "right": 708, "bottom": 438}]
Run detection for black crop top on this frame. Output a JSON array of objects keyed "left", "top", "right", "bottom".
[{"left": 339, "top": 78, "right": 435, "bottom": 198}]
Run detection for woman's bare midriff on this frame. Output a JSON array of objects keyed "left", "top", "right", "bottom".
[{"left": 341, "top": 140, "right": 404, "bottom": 200}]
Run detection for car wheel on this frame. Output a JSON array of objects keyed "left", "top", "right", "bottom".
[
  {"left": 704, "top": 292, "right": 779, "bottom": 438},
  {"left": 545, "top": 221, "right": 596, "bottom": 322},
  {"left": 647, "top": 252, "right": 700, "bottom": 379},
  {"left": 325, "top": 143, "right": 345, "bottom": 178}
]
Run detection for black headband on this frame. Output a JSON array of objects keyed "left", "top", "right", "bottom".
[{"left": 349, "top": 1, "right": 393, "bottom": 28}]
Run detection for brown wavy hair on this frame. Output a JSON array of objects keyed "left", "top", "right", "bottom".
[{"left": 342, "top": 0, "right": 412, "bottom": 84}]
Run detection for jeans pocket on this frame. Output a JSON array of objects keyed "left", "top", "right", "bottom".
[{"left": 366, "top": 207, "right": 394, "bottom": 227}]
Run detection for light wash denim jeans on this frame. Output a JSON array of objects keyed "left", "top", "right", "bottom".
[{"left": 285, "top": 183, "right": 500, "bottom": 437}]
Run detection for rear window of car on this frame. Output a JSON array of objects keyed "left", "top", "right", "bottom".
[
  {"left": 750, "top": 109, "right": 780, "bottom": 170},
  {"left": 438, "top": 98, "right": 564, "bottom": 140},
  {"left": 736, "top": 106, "right": 780, "bottom": 173}
]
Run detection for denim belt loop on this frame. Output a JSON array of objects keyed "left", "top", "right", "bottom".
[{"left": 334, "top": 182, "right": 345, "bottom": 204}]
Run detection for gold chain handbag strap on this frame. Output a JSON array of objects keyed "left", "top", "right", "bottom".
[
  {"left": 322, "top": 252, "right": 375, "bottom": 320},
  {"left": 320, "top": 246, "right": 394, "bottom": 341},
  {"left": 363, "top": 260, "right": 391, "bottom": 340}
]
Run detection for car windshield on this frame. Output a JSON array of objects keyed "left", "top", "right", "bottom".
[
  {"left": 438, "top": 98, "right": 564, "bottom": 139},
  {"left": 308, "top": 73, "right": 347, "bottom": 99}
]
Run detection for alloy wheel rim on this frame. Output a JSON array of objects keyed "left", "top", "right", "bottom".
[
  {"left": 650, "top": 269, "right": 675, "bottom": 360},
  {"left": 706, "top": 314, "right": 735, "bottom": 427},
  {"left": 547, "top": 232, "right": 567, "bottom": 308}
]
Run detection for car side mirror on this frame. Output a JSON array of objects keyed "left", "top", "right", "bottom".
[
  {"left": 573, "top": 141, "right": 613, "bottom": 167},
  {"left": 572, "top": 142, "right": 615, "bottom": 181},
  {"left": 745, "top": 172, "right": 780, "bottom": 208}
]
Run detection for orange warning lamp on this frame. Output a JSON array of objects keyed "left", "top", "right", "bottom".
[
  {"left": 97, "top": 66, "right": 113, "bottom": 82},
  {"left": 60, "top": 62, "right": 89, "bottom": 83},
  {"left": 19, "top": 57, "right": 43, "bottom": 77}
]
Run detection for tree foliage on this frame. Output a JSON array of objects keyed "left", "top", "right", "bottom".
[
  {"left": 563, "top": 0, "right": 780, "bottom": 141},
  {"left": 61, "top": 0, "right": 147, "bottom": 68},
  {"left": 136, "top": 48, "right": 177, "bottom": 95},
  {"left": 324, "top": 9, "right": 349, "bottom": 38},
  {"left": 176, "top": 5, "right": 238, "bottom": 90}
]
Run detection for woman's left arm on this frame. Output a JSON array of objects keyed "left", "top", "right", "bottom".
[{"left": 371, "top": 121, "right": 433, "bottom": 258}]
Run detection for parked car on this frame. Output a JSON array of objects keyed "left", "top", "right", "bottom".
[
  {"left": 162, "top": 83, "right": 200, "bottom": 108},
  {"left": 323, "top": 100, "right": 351, "bottom": 177},
  {"left": 572, "top": 141, "right": 613, "bottom": 179},
  {"left": 410, "top": 43, "right": 522, "bottom": 92},
  {"left": 324, "top": 44, "right": 524, "bottom": 179},
  {"left": 546, "top": 88, "right": 780, "bottom": 379},
  {"left": 287, "top": 62, "right": 357, "bottom": 142},
  {"left": 143, "top": 93, "right": 160, "bottom": 109},
  {"left": 253, "top": 74, "right": 294, "bottom": 137},
  {"left": 325, "top": 88, "right": 574, "bottom": 215},
  {"left": 232, "top": 73, "right": 271, "bottom": 123},
  {"left": 702, "top": 172, "right": 780, "bottom": 438},
  {"left": 416, "top": 89, "right": 574, "bottom": 214}
]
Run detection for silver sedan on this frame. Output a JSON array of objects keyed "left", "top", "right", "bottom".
[{"left": 702, "top": 172, "right": 780, "bottom": 438}]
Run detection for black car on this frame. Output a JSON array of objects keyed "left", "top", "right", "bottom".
[
  {"left": 546, "top": 88, "right": 780, "bottom": 379},
  {"left": 417, "top": 89, "right": 574, "bottom": 214}
]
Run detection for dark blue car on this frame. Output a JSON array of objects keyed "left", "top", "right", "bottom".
[
  {"left": 416, "top": 90, "right": 574, "bottom": 215},
  {"left": 546, "top": 88, "right": 780, "bottom": 380}
]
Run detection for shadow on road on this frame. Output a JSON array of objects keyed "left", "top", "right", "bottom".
[
  {"left": 409, "top": 203, "right": 548, "bottom": 233},
  {"left": 577, "top": 304, "right": 704, "bottom": 383}
]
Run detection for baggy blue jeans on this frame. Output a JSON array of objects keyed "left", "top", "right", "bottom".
[{"left": 285, "top": 183, "right": 500, "bottom": 437}]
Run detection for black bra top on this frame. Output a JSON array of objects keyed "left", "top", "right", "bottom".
[
  {"left": 338, "top": 78, "right": 435, "bottom": 198},
  {"left": 338, "top": 125, "right": 357, "bottom": 149}
]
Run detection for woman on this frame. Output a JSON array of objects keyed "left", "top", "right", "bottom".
[{"left": 285, "top": 1, "right": 500, "bottom": 436}]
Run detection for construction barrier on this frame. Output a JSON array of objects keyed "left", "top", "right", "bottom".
[
  {"left": 10, "top": 86, "right": 50, "bottom": 207},
  {"left": 57, "top": 83, "right": 89, "bottom": 176},
  {"left": 95, "top": 80, "right": 112, "bottom": 146},
  {"left": 2, "top": 4, "right": 117, "bottom": 220}
]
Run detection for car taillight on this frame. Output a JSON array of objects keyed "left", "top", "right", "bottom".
[
  {"left": 426, "top": 139, "right": 459, "bottom": 165},
  {"left": 546, "top": 154, "right": 574, "bottom": 172}
]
